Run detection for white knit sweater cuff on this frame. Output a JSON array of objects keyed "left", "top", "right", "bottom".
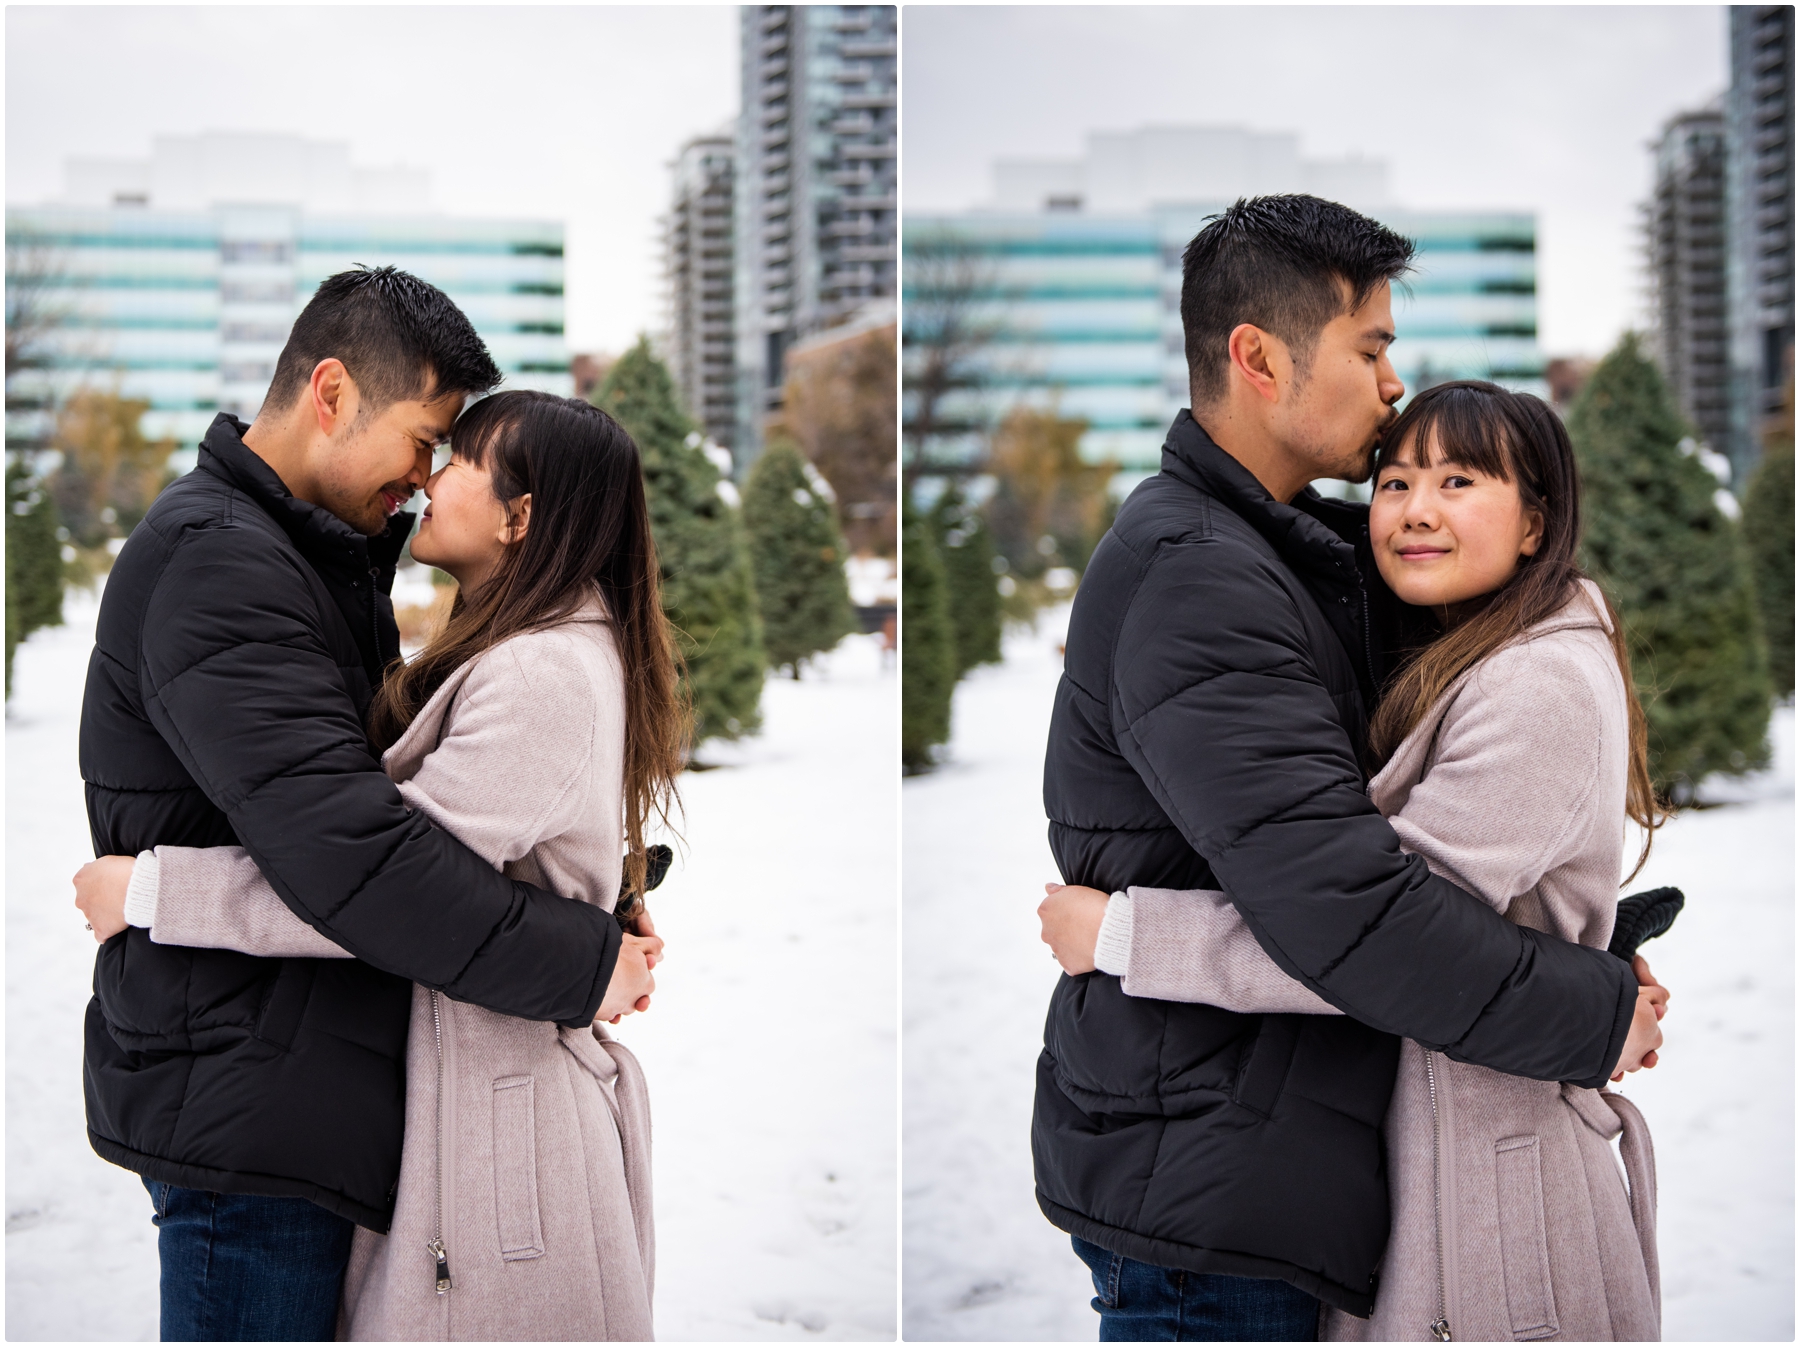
[
  {"left": 122, "top": 850, "right": 160, "bottom": 929},
  {"left": 1093, "top": 890, "right": 1134, "bottom": 977}
]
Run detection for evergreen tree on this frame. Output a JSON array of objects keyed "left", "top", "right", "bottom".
[
  {"left": 928, "top": 480, "right": 1003, "bottom": 676},
  {"left": 902, "top": 496, "right": 956, "bottom": 773},
  {"left": 1568, "top": 334, "right": 1771, "bottom": 793},
  {"left": 6, "top": 458, "right": 65, "bottom": 697},
  {"left": 596, "top": 338, "right": 765, "bottom": 744},
  {"left": 1742, "top": 434, "right": 1794, "bottom": 698},
  {"left": 742, "top": 436, "right": 856, "bottom": 677}
]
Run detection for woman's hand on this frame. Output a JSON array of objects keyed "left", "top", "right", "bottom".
[
  {"left": 597, "top": 932, "right": 664, "bottom": 1024},
  {"left": 1610, "top": 984, "right": 1666, "bottom": 1082},
  {"left": 1039, "top": 883, "right": 1111, "bottom": 976},
  {"left": 73, "top": 855, "right": 136, "bottom": 943}
]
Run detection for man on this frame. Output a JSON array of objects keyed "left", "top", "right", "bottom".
[
  {"left": 79, "top": 268, "right": 640, "bottom": 1340},
  {"left": 1032, "top": 197, "right": 1656, "bottom": 1340}
]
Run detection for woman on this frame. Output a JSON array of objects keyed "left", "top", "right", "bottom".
[
  {"left": 76, "top": 389, "right": 686, "bottom": 1341},
  {"left": 1042, "top": 381, "right": 1669, "bottom": 1341}
]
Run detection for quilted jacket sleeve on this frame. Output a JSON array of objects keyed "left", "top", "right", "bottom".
[
  {"left": 1112, "top": 538, "right": 1635, "bottom": 1088},
  {"left": 137, "top": 525, "right": 619, "bottom": 1027}
]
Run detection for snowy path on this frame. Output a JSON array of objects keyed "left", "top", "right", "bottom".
[
  {"left": 902, "top": 612, "right": 1793, "bottom": 1341},
  {"left": 6, "top": 593, "right": 897, "bottom": 1342}
]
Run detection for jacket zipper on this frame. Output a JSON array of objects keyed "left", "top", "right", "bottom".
[
  {"left": 429, "top": 989, "right": 453, "bottom": 1295},
  {"left": 367, "top": 566, "right": 386, "bottom": 668},
  {"left": 1357, "top": 579, "right": 1380, "bottom": 693},
  {"left": 1425, "top": 1049, "right": 1452, "bottom": 1341}
]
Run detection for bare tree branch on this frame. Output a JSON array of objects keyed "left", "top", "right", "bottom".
[{"left": 901, "top": 228, "right": 1006, "bottom": 486}]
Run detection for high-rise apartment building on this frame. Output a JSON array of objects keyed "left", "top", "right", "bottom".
[
  {"left": 665, "top": 131, "right": 737, "bottom": 448},
  {"left": 6, "top": 133, "right": 570, "bottom": 462},
  {"left": 904, "top": 127, "right": 1543, "bottom": 482},
  {"left": 1726, "top": 4, "right": 1795, "bottom": 479},
  {"left": 734, "top": 4, "right": 897, "bottom": 468},
  {"left": 1647, "top": 104, "right": 1732, "bottom": 458}
]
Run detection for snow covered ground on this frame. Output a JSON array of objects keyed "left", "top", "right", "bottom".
[
  {"left": 903, "top": 608, "right": 1794, "bottom": 1341},
  {"left": 6, "top": 588, "right": 897, "bottom": 1341}
]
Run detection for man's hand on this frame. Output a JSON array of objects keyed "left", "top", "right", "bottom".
[
  {"left": 628, "top": 905, "right": 659, "bottom": 965},
  {"left": 1632, "top": 955, "right": 1669, "bottom": 1019},
  {"left": 597, "top": 932, "right": 663, "bottom": 1024},
  {"left": 73, "top": 855, "right": 136, "bottom": 943},
  {"left": 1039, "top": 883, "right": 1110, "bottom": 976},
  {"left": 1624, "top": 954, "right": 1670, "bottom": 1071},
  {"left": 1610, "top": 984, "right": 1666, "bottom": 1082}
]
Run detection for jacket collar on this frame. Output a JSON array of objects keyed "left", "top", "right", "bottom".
[
  {"left": 1160, "top": 410, "right": 1361, "bottom": 589},
  {"left": 194, "top": 413, "right": 413, "bottom": 580}
]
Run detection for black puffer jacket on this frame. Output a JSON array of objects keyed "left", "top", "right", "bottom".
[
  {"left": 81, "top": 415, "right": 622, "bottom": 1230},
  {"left": 1034, "top": 412, "right": 1636, "bottom": 1314}
]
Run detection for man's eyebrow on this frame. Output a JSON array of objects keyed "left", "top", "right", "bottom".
[{"left": 1363, "top": 326, "right": 1397, "bottom": 345}]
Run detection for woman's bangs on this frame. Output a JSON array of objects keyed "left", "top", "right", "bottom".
[
  {"left": 446, "top": 399, "right": 510, "bottom": 472},
  {"left": 1378, "top": 389, "right": 1516, "bottom": 482}
]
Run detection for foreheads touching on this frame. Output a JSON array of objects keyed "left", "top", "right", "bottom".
[{"left": 247, "top": 267, "right": 502, "bottom": 536}]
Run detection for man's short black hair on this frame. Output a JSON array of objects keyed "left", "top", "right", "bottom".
[
  {"left": 264, "top": 266, "right": 503, "bottom": 416},
  {"left": 1181, "top": 195, "right": 1416, "bottom": 406}
]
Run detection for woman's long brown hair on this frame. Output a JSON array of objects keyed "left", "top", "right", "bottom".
[
  {"left": 370, "top": 390, "right": 690, "bottom": 897},
  {"left": 1365, "top": 381, "right": 1667, "bottom": 880}
]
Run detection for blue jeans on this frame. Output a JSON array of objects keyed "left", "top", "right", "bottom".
[
  {"left": 1073, "top": 1236, "right": 1320, "bottom": 1341},
  {"left": 144, "top": 1179, "right": 354, "bottom": 1341}
]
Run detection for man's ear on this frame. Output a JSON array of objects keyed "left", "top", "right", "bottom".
[
  {"left": 309, "top": 359, "right": 356, "bottom": 436},
  {"left": 1227, "top": 323, "right": 1285, "bottom": 405}
]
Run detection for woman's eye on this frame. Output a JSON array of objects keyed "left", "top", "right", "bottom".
[
  {"left": 1444, "top": 475, "right": 1474, "bottom": 488},
  {"left": 1377, "top": 478, "right": 1406, "bottom": 491}
]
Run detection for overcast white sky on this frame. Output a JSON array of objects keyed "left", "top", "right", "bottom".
[
  {"left": 902, "top": 5, "right": 1729, "bottom": 358},
  {"left": 6, "top": 5, "right": 740, "bottom": 354}
]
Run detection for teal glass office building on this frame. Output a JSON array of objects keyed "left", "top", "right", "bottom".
[
  {"left": 903, "top": 205, "right": 1543, "bottom": 478},
  {"left": 6, "top": 205, "right": 571, "bottom": 463}
]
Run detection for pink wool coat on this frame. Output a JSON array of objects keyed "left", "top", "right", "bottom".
[
  {"left": 142, "top": 594, "right": 655, "bottom": 1341},
  {"left": 1108, "top": 580, "right": 1660, "bottom": 1342}
]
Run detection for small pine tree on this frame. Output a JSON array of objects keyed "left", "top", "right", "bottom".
[
  {"left": 1568, "top": 334, "right": 1772, "bottom": 792},
  {"left": 596, "top": 338, "right": 765, "bottom": 745},
  {"left": 6, "top": 458, "right": 65, "bottom": 697},
  {"left": 1742, "top": 400, "right": 1794, "bottom": 699},
  {"left": 928, "top": 480, "right": 1003, "bottom": 676},
  {"left": 902, "top": 497, "right": 957, "bottom": 773},
  {"left": 743, "top": 437, "right": 857, "bottom": 677}
]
